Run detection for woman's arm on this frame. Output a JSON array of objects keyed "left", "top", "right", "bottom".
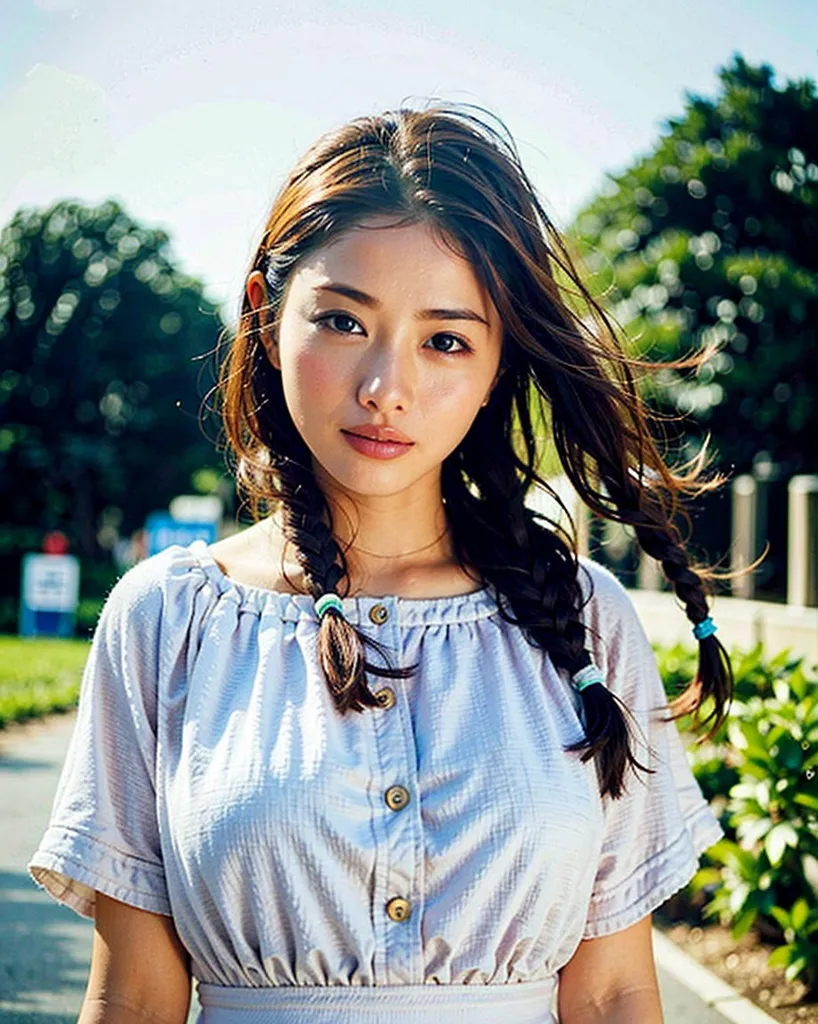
[
  {"left": 557, "top": 914, "right": 663, "bottom": 1024},
  {"left": 78, "top": 893, "right": 192, "bottom": 1024}
]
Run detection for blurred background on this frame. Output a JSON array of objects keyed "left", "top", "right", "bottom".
[{"left": 1, "top": 0, "right": 816, "bottom": 636}]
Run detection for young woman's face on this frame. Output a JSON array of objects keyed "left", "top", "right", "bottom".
[{"left": 255, "top": 216, "right": 504, "bottom": 500}]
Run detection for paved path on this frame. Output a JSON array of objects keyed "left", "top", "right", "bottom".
[
  {"left": 2, "top": 710, "right": 729, "bottom": 1023},
  {"left": 1, "top": 713, "right": 93, "bottom": 1023}
]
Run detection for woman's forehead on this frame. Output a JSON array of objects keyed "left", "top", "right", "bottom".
[{"left": 288, "top": 221, "right": 498, "bottom": 324}]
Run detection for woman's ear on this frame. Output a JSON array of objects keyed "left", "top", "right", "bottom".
[{"left": 246, "top": 270, "right": 280, "bottom": 371}]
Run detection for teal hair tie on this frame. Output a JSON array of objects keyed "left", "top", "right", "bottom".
[
  {"left": 692, "top": 616, "right": 717, "bottom": 640},
  {"left": 315, "top": 593, "right": 344, "bottom": 621},
  {"left": 571, "top": 663, "right": 605, "bottom": 693}
]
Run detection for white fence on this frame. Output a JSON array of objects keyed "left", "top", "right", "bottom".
[{"left": 528, "top": 476, "right": 818, "bottom": 664}]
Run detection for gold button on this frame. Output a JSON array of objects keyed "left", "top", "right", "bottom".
[
  {"left": 369, "top": 603, "right": 389, "bottom": 625},
  {"left": 386, "top": 896, "right": 411, "bottom": 922},
  {"left": 384, "top": 785, "right": 410, "bottom": 811},
  {"left": 374, "top": 687, "right": 396, "bottom": 709}
]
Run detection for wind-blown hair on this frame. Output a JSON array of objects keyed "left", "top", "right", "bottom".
[{"left": 216, "top": 102, "right": 736, "bottom": 800}]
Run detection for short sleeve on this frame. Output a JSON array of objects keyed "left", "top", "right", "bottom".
[
  {"left": 577, "top": 558, "right": 725, "bottom": 940},
  {"left": 27, "top": 556, "right": 171, "bottom": 920}
]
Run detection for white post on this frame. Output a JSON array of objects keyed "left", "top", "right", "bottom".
[
  {"left": 575, "top": 498, "right": 590, "bottom": 559},
  {"left": 731, "top": 474, "right": 757, "bottom": 599},
  {"left": 638, "top": 550, "right": 663, "bottom": 590},
  {"left": 788, "top": 475, "right": 818, "bottom": 607}
]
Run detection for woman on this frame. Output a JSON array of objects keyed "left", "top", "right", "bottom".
[{"left": 29, "top": 103, "right": 734, "bottom": 1024}]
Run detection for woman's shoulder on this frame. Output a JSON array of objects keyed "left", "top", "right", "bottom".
[
  {"left": 97, "top": 542, "right": 213, "bottom": 629},
  {"left": 574, "top": 556, "right": 657, "bottom": 685},
  {"left": 86, "top": 543, "right": 226, "bottom": 700},
  {"left": 576, "top": 554, "right": 636, "bottom": 614}
]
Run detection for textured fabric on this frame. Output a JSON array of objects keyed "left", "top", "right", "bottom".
[
  {"left": 28, "top": 538, "right": 724, "bottom": 1019},
  {"left": 196, "top": 977, "right": 557, "bottom": 1023}
]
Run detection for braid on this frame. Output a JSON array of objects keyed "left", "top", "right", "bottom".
[
  {"left": 278, "top": 459, "right": 346, "bottom": 596},
  {"left": 541, "top": 346, "right": 735, "bottom": 742},
  {"left": 275, "top": 454, "right": 415, "bottom": 713},
  {"left": 445, "top": 420, "right": 654, "bottom": 801},
  {"left": 599, "top": 473, "right": 734, "bottom": 737}
]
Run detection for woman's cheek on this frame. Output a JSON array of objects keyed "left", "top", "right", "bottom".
[
  {"left": 286, "top": 346, "right": 345, "bottom": 418},
  {"left": 299, "top": 344, "right": 340, "bottom": 389},
  {"left": 425, "top": 373, "right": 482, "bottom": 426}
]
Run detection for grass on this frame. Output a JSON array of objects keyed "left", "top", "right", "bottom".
[{"left": 0, "top": 635, "right": 90, "bottom": 728}]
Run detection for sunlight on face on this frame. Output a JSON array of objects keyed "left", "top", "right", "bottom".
[{"left": 271, "top": 216, "right": 504, "bottom": 501}]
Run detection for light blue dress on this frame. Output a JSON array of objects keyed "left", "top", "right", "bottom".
[{"left": 28, "top": 540, "right": 724, "bottom": 1023}]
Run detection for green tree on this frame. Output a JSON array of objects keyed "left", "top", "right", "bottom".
[
  {"left": 0, "top": 198, "right": 225, "bottom": 570},
  {"left": 569, "top": 54, "right": 817, "bottom": 479}
]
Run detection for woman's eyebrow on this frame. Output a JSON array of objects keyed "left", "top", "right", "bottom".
[{"left": 314, "top": 283, "right": 490, "bottom": 327}]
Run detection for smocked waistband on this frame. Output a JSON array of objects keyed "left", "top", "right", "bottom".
[{"left": 196, "top": 978, "right": 557, "bottom": 1023}]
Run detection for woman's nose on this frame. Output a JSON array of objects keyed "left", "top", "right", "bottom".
[{"left": 356, "top": 344, "right": 415, "bottom": 412}]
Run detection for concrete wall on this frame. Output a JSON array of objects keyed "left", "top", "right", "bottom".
[
  {"left": 527, "top": 479, "right": 818, "bottom": 666},
  {"left": 628, "top": 587, "right": 818, "bottom": 666}
]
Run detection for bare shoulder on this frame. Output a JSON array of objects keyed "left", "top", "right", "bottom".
[
  {"left": 206, "top": 516, "right": 483, "bottom": 600},
  {"left": 207, "top": 519, "right": 307, "bottom": 595}
]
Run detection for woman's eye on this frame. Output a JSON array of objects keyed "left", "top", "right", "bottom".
[
  {"left": 426, "top": 333, "right": 472, "bottom": 356},
  {"left": 314, "top": 314, "right": 471, "bottom": 356},
  {"left": 316, "top": 312, "right": 363, "bottom": 334}
]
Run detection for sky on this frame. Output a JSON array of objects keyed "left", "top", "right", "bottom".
[{"left": 0, "top": 0, "right": 815, "bottom": 322}]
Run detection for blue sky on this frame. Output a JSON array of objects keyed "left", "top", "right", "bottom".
[{"left": 1, "top": 0, "right": 815, "bottom": 320}]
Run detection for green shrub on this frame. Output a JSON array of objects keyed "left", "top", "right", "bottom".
[
  {"left": 655, "top": 641, "right": 818, "bottom": 994},
  {"left": 76, "top": 597, "right": 106, "bottom": 638},
  {"left": 767, "top": 898, "right": 818, "bottom": 988},
  {"left": 0, "top": 635, "right": 89, "bottom": 727}
]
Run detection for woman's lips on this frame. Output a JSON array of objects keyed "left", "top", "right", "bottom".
[{"left": 341, "top": 430, "right": 415, "bottom": 460}]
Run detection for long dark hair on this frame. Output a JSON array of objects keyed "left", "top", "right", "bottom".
[{"left": 216, "top": 102, "right": 737, "bottom": 800}]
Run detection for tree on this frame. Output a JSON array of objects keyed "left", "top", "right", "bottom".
[
  {"left": 569, "top": 54, "right": 817, "bottom": 480},
  {"left": 0, "top": 198, "right": 226, "bottom": 572}
]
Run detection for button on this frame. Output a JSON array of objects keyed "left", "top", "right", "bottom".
[
  {"left": 369, "top": 603, "right": 389, "bottom": 625},
  {"left": 384, "top": 785, "right": 410, "bottom": 811},
  {"left": 374, "top": 687, "right": 396, "bottom": 709},
  {"left": 385, "top": 896, "right": 411, "bottom": 922}
]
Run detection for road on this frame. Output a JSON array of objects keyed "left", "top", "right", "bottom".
[{"left": 1, "top": 711, "right": 731, "bottom": 1024}]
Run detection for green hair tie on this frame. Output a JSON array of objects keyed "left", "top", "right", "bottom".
[
  {"left": 315, "top": 593, "right": 344, "bottom": 621},
  {"left": 571, "top": 663, "right": 605, "bottom": 692}
]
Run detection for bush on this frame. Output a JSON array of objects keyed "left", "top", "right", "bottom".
[
  {"left": 76, "top": 597, "right": 106, "bottom": 638},
  {"left": 655, "top": 641, "right": 818, "bottom": 993},
  {"left": 0, "top": 635, "right": 89, "bottom": 727}
]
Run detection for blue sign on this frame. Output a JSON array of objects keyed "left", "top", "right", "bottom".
[
  {"left": 145, "top": 513, "right": 218, "bottom": 557},
  {"left": 19, "top": 553, "right": 81, "bottom": 638}
]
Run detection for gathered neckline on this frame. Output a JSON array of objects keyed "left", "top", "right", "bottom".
[{"left": 183, "top": 540, "right": 499, "bottom": 626}]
